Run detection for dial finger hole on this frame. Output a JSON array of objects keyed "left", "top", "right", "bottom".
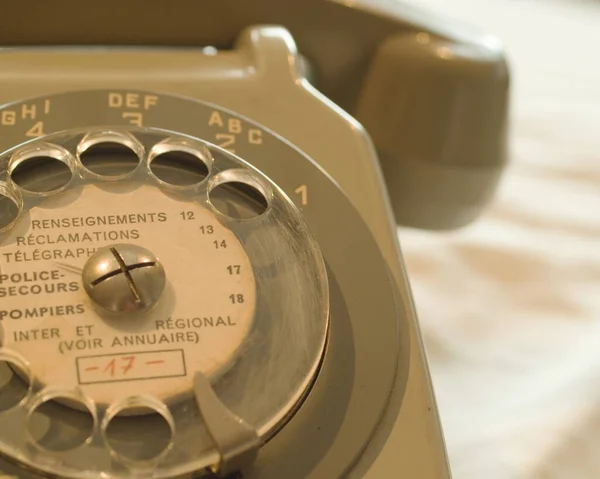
[
  {"left": 26, "top": 389, "right": 97, "bottom": 452},
  {"left": 102, "top": 396, "right": 174, "bottom": 465},
  {"left": 208, "top": 169, "right": 271, "bottom": 220},
  {"left": 0, "top": 183, "right": 22, "bottom": 233},
  {"left": 0, "top": 349, "right": 32, "bottom": 413},
  {"left": 78, "top": 131, "right": 143, "bottom": 179},
  {"left": 149, "top": 139, "right": 211, "bottom": 188},
  {"left": 9, "top": 144, "right": 73, "bottom": 195}
]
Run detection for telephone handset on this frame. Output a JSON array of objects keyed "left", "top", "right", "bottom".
[{"left": 0, "top": 1, "right": 509, "bottom": 478}]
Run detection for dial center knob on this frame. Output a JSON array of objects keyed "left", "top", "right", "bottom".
[{"left": 82, "top": 244, "right": 166, "bottom": 315}]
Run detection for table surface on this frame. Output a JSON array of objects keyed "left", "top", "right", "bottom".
[{"left": 401, "top": 1, "right": 600, "bottom": 477}]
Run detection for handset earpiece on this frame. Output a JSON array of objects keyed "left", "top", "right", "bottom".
[{"left": 355, "top": 26, "right": 509, "bottom": 229}]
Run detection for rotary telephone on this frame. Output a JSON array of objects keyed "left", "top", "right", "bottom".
[{"left": 0, "top": 1, "right": 509, "bottom": 478}]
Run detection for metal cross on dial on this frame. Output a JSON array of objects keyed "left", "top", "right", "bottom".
[{"left": 82, "top": 244, "right": 166, "bottom": 315}]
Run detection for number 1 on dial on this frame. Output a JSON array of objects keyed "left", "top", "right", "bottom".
[{"left": 294, "top": 185, "right": 308, "bottom": 206}]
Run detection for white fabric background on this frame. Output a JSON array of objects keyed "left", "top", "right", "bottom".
[{"left": 401, "top": 1, "right": 600, "bottom": 477}]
